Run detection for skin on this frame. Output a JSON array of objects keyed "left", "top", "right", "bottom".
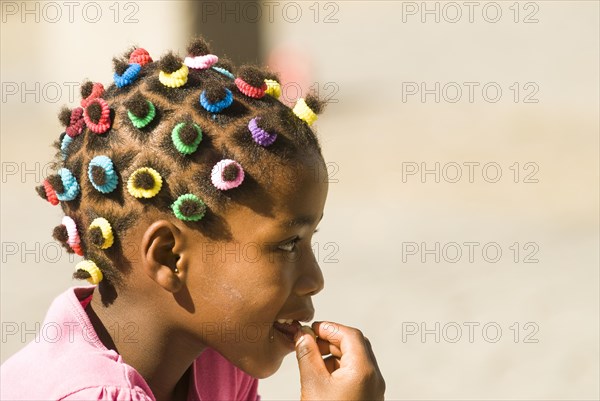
[{"left": 86, "top": 152, "right": 385, "bottom": 400}]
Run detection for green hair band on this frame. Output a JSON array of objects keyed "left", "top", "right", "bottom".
[
  {"left": 172, "top": 193, "right": 206, "bottom": 221},
  {"left": 171, "top": 122, "right": 202, "bottom": 155},
  {"left": 127, "top": 100, "right": 156, "bottom": 128}
]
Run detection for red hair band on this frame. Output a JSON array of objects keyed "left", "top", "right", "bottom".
[{"left": 235, "top": 78, "right": 267, "bottom": 99}]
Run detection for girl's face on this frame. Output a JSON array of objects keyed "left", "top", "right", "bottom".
[{"left": 182, "top": 155, "right": 329, "bottom": 378}]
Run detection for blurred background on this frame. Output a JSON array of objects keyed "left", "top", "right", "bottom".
[{"left": 1, "top": 1, "right": 598, "bottom": 399}]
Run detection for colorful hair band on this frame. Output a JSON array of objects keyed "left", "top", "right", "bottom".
[
  {"left": 293, "top": 98, "right": 318, "bottom": 126},
  {"left": 159, "top": 64, "right": 189, "bottom": 88},
  {"left": 37, "top": 179, "right": 59, "bottom": 206},
  {"left": 211, "top": 159, "right": 244, "bottom": 190},
  {"left": 199, "top": 88, "right": 233, "bottom": 113},
  {"left": 80, "top": 82, "right": 105, "bottom": 108},
  {"left": 171, "top": 122, "right": 202, "bottom": 155},
  {"left": 55, "top": 168, "right": 80, "bottom": 201},
  {"left": 212, "top": 66, "right": 235, "bottom": 79},
  {"left": 248, "top": 116, "right": 277, "bottom": 147},
  {"left": 129, "top": 48, "right": 152, "bottom": 66},
  {"left": 264, "top": 79, "right": 281, "bottom": 98},
  {"left": 88, "top": 217, "right": 114, "bottom": 249},
  {"left": 235, "top": 77, "right": 267, "bottom": 99},
  {"left": 83, "top": 98, "right": 111, "bottom": 134},
  {"left": 172, "top": 194, "right": 207, "bottom": 221},
  {"left": 75, "top": 260, "right": 103, "bottom": 285},
  {"left": 65, "top": 107, "right": 85, "bottom": 138},
  {"left": 88, "top": 155, "right": 118, "bottom": 194},
  {"left": 60, "top": 133, "right": 73, "bottom": 159},
  {"left": 185, "top": 54, "right": 218, "bottom": 70},
  {"left": 62, "top": 215, "right": 83, "bottom": 256},
  {"left": 114, "top": 63, "right": 142, "bottom": 88},
  {"left": 127, "top": 167, "right": 162, "bottom": 198},
  {"left": 127, "top": 100, "right": 156, "bottom": 129}
]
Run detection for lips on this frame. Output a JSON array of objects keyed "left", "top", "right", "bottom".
[{"left": 273, "top": 320, "right": 302, "bottom": 343}]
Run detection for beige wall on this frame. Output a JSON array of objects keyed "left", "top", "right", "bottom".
[{"left": 2, "top": 1, "right": 598, "bottom": 400}]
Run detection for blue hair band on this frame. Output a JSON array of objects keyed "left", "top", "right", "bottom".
[
  {"left": 199, "top": 88, "right": 233, "bottom": 113},
  {"left": 56, "top": 168, "right": 80, "bottom": 201},
  {"left": 211, "top": 66, "right": 235, "bottom": 80},
  {"left": 114, "top": 63, "right": 142, "bottom": 88},
  {"left": 60, "top": 133, "right": 73, "bottom": 159},
  {"left": 88, "top": 155, "right": 119, "bottom": 194}
]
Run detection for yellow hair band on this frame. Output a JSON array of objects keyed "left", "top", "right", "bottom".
[
  {"left": 292, "top": 98, "right": 317, "bottom": 126},
  {"left": 75, "top": 260, "right": 103, "bottom": 285},
  {"left": 159, "top": 64, "right": 189, "bottom": 88},
  {"left": 89, "top": 217, "right": 114, "bottom": 249},
  {"left": 127, "top": 167, "right": 163, "bottom": 199},
  {"left": 264, "top": 79, "right": 281, "bottom": 98}
]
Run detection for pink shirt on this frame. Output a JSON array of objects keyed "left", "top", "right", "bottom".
[{"left": 1, "top": 286, "right": 260, "bottom": 401}]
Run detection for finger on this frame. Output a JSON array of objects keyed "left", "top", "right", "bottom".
[
  {"left": 363, "top": 337, "right": 385, "bottom": 378},
  {"left": 316, "top": 337, "right": 342, "bottom": 358},
  {"left": 295, "top": 326, "right": 330, "bottom": 383},
  {"left": 364, "top": 337, "right": 377, "bottom": 362},
  {"left": 312, "top": 321, "right": 371, "bottom": 362}
]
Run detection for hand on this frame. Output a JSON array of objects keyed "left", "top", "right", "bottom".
[{"left": 294, "top": 321, "right": 386, "bottom": 401}]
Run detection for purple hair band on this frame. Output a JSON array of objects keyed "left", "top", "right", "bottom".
[{"left": 248, "top": 117, "right": 277, "bottom": 147}]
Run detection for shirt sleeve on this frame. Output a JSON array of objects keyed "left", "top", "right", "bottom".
[{"left": 59, "top": 386, "right": 154, "bottom": 401}]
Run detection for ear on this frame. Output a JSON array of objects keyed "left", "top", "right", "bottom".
[{"left": 140, "top": 220, "right": 187, "bottom": 293}]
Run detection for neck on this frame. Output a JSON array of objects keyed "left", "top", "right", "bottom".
[{"left": 87, "top": 286, "right": 205, "bottom": 401}]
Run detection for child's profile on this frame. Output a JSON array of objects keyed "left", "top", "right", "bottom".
[{"left": 0, "top": 37, "right": 385, "bottom": 401}]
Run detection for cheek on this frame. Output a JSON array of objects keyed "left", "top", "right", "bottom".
[
  {"left": 187, "top": 255, "right": 292, "bottom": 320},
  {"left": 186, "top": 262, "right": 295, "bottom": 377}
]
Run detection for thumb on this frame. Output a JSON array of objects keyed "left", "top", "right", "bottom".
[{"left": 295, "top": 326, "right": 328, "bottom": 382}]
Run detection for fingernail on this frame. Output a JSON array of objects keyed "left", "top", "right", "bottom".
[
  {"left": 294, "top": 325, "right": 315, "bottom": 347},
  {"left": 300, "top": 325, "right": 316, "bottom": 340}
]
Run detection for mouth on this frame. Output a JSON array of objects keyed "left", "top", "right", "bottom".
[
  {"left": 273, "top": 319, "right": 302, "bottom": 343},
  {"left": 272, "top": 310, "right": 314, "bottom": 345}
]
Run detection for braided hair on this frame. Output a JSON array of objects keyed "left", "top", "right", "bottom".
[{"left": 36, "top": 37, "right": 326, "bottom": 291}]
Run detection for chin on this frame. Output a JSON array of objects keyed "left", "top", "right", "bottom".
[{"left": 236, "top": 353, "right": 286, "bottom": 379}]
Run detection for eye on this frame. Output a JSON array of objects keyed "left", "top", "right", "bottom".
[
  {"left": 277, "top": 229, "right": 320, "bottom": 252},
  {"left": 278, "top": 236, "right": 300, "bottom": 252}
]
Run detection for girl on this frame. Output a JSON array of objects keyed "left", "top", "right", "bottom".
[{"left": 0, "top": 37, "right": 385, "bottom": 401}]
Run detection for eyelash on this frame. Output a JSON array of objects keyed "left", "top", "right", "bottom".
[{"left": 278, "top": 229, "right": 319, "bottom": 252}]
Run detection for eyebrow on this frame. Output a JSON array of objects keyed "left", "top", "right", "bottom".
[{"left": 281, "top": 212, "right": 324, "bottom": 228}]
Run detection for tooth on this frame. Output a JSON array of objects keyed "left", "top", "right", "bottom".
[
  {"left": 277, "top": 319, "right": 286, "bottom": 324},
  {"left": 286, "top": 319, "right": 293, "bottom": 324}
]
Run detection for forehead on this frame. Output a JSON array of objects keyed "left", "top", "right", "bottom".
[{"left": 226, "top": 154, "right": 328, "bottom": 235}]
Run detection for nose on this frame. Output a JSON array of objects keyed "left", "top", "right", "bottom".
[{"left": 294, "top": 247, "right": 325, "bottom": 297}]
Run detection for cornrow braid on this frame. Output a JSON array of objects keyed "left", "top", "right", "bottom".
[{"left": 38, "top": 36, "right": 326, "bottom": 296}]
